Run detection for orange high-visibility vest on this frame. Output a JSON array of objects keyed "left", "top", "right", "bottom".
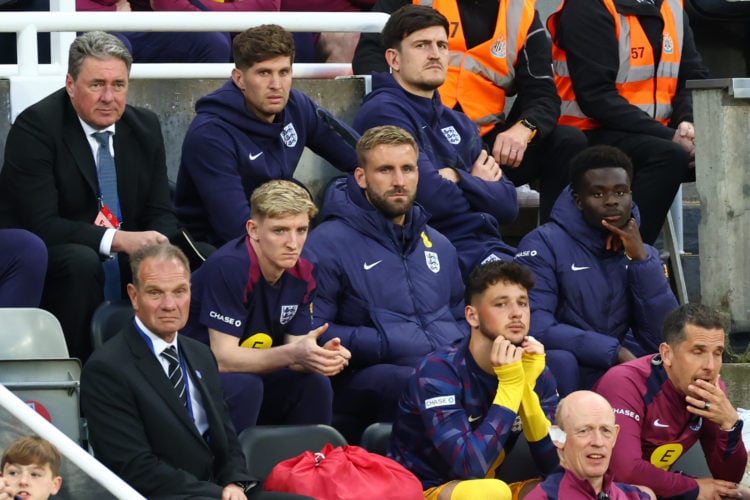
[
  {"left": 415, "top": 0, "right": 536, "bottom": 135},
  {"left": 547, "top": 0, "right": 683, "bottom": 130}
]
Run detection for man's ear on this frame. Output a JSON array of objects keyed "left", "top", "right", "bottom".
[
  {"left": 231, "top": 67, "right": 244, "bottom": 90},
  {"left": 465, "top": 304, "right": 479, "bottom": 328},
  {"left": 246, "top": 218, "right": 259, "bottom": 241},
  {"left": 65, "top": 74, "right": 75, "bottom": 97},
  {"left": 385, "top": 48, "right": 399, "bottom": 72},
  {"left": 659, "top": 342, "right": 672, "bottom": 367},
  {"left": 572, "top": 191, "right": 583, "bottom": 212},
  {"left": 354, "top": 167, "right": 367, "bottom": 189},
  {"left": 126, "top": 283, "right": 138, "bottom": 310}
]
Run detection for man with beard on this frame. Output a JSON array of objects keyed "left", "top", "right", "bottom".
[
  {"left": 353, "top": 3, "right": 587, "bottom": 231},
  {"left": 515, "top": 146, "right": 678, "bottom": 395},
  {"left": 305, "top": 125, "right": 467, "bottom": 426},
  {"left": 389, "top": 261, "right": 559, "bottom": 499}
]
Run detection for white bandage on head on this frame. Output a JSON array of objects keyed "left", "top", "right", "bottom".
[{"left": 548, "top": 425, "right": 566, "bottom": 444}]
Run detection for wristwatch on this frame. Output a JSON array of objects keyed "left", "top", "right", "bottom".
[{"left": 518, "top": 118, "right": 538, "bottom": 143}]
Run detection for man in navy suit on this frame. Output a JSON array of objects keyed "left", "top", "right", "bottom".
[
  {"left": 0, "top": 31, "right": 180, "bottom": 361},
  {"left": 80, "top": 244, "right": 255, "bottom": 499}
]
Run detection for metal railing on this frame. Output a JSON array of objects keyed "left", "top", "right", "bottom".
[
  {"left": 0, "top": 383, "right": 145, "bottom": 499},
  {"left": 1, "top": 5, "right": 388, "bottom": 117}
]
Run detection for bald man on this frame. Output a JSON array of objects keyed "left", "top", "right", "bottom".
[{"left": 527, "top": 391, "right": 653, "bottom": 499}]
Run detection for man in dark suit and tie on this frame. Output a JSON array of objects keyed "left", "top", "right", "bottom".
[
  {"left": 0, "top": 31, "right": 180, "bottom": 361},
  {"left": 80, "top": 244, "right": 255, "bottom": 499}
]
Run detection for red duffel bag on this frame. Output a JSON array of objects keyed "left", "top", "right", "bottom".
[{"left": 264, "top": 443, "right": 424, "bottom": 500}]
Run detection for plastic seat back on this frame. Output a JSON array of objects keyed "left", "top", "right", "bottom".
[
  {"left": 0, "top": 308, "right": 68, "bottom": 359},
  {"left": 238, "top": 424, "right": 348, "bottom": 482},
  {"left": 90, "top": 300, "right": 134, "bottom": 350},
  {"left": 359, "top": 422, "right": 393, "bottom": 456}
]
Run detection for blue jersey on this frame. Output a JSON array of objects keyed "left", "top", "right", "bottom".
[
  {"left": 182, "top": 235, "right": 316, "bottom": 347},
  {"left": 389, "top": 337, "right": 558, "bottom": 488}
]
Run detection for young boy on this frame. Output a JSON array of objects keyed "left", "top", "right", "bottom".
[{"left": 0, "top": 436, "right": 62, "bottom": 500}]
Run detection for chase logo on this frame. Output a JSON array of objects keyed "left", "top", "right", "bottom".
[
  {"left": 490, "top": 34, "right": 507, "bottom": 58},
  {"left": 241, "top": 333, "right": 273, "bottom": 349},
  {"left": 663, "top": 32, "right": 674, "bottom": 54},
  {"left": 441, "top": 126, "right": 461, "bottom": 145},
  {"left": 209, "top": 311, "right": 242, "bottom": 327},
  {"left": 281, "top": 123, "right": 298, "bottom": 147},
  {"left": 280, "top": 304, "right": 299, "bottom": 325},
  {"left": 425, "top": 395, "right": 455, "bottom": 409}
]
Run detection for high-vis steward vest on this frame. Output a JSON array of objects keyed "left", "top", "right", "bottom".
[
  {"left": 547, "top": 0, "right": 683, "bottom": 130},
  {"left": 415, "top": 0, "right": 535, "bottom": 135}
]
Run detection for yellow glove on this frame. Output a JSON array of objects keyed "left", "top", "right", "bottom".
[{"left": 492, "top": 360, "right": 525, "bottom": 413}]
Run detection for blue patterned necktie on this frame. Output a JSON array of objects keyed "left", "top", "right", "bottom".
[
  {"left": 92, "top": 131, "right": 120, "bottom": 217},
  {"left": 92, "top": 131, "right": 121, "bottom": 300},
  {"left": 161, "top": 345, "right": 187, "bottom": 408}
]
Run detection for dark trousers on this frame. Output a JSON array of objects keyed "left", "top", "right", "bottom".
[
  {"left": 485, "top": 124, "right": 588, "bottom": 222},
  {"left": 332, "top": 364, "right": 416, "bottom": 424},
  {"left": 41, "top": 244, "right": 105, "bottom": 362},
  {"left": 586, "top": 131, "right": 691, "bottom": 245},
  {"left": 220, "top": 369, "right": 333, "bottom": 434},
  {"left": 0, "top": 229, "right": 47, "bottom": 307}
]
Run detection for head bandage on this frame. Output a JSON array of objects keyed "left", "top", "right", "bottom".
[{"left": 548, "top": 425, "right": 566, "bottom": 444}]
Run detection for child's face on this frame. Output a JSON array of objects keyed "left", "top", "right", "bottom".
[{"left": 1, "top": 462, "right": 62, "bottom": 500}]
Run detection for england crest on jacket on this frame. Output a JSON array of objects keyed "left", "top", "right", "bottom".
[
  {"left": 280, "top": 304, "right": 298, "bottom": 325},
  {"left": 441, "top": 126, "right": 461, "bottom": 145},
  {"left": 281, "top": 123, "right": 298, "bottom": 147},
  {"left": 425, "top": 251, "right": 440, "bottom": 273}
]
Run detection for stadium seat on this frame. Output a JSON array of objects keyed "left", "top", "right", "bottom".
[
  {"left": 359, "top": 422, "right": 392, "bottom": 456},
  {"left": 495, "top": 433, "right": 540, "bottom": 484},
  {"left": 0, "top": 308, "right": 69, "bottom": 359},
  {"left": 238, "top": 424, "right": 347, "bottom": 485},
  {"left": 0, "top": 308, "right": 83, "bottom": 445},
  {"left": 90, "top": 300, "right": 134, "bottom": 350}
]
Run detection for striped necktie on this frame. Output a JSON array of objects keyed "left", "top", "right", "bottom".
[{"left": 161, "top": 345, "right": 187, "bottom": 408}]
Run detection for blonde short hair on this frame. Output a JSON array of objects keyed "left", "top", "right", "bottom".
[
  {"left": 250, "top": 180, "right": 318, "bottom": 220},
  {"left": 356, "top": 125, "right": 418, "bottom": 167}
]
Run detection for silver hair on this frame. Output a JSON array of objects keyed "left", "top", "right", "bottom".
[{"left": 68, "top": 31, "right": 132, "bottom": 80}]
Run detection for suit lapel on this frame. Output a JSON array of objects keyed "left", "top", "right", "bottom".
[
  {"left": 112, "top": 121, "right": 136, "bottom": 227},
  {"left": 180, "top": 340, "right": 228, "bottom": 455},
  {"left": 123, "top": 325, "right": 205, "bottom": 442},
  {"left": 62, "top": 101, "right": 98, "bottom": 197}
]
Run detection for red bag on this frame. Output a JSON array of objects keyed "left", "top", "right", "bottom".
[{"left": 264, "top": 443, "right": 424, "bottom": 500}]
